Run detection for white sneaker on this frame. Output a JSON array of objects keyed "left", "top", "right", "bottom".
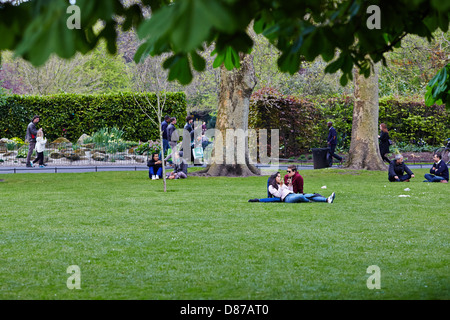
[
  {"left": 152, "top": 175, "right": 156, "bottom": 180},
  {"left": 327, "top": 192, "right": 336, "bottom": 203},
  {"left": 155, "top": 175, "right": 159, "bottom": 180}
]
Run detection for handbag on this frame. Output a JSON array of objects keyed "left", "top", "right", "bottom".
[{"left": 192, "top": 146, "right": 204, "bottom": 160}]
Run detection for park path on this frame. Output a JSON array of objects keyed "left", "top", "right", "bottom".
[{"left": 0, "top": 163, "right": 432, "bottom": 174}]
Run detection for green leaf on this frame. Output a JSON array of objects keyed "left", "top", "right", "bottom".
[
  {"left": 137, "top": 4, "right": 174, "bottom": 41},
  {"left": 320, "top": 29, "right": 336, "bottom": 62},
  {"left": 253, "top": 17, "right": 266, "bottom": 34},
  {"left": 196, "top": 0, "right": 234, "bottom": 32},
  {"left": 190, "top": 51, "right": 206, "bottom": 72},
  {"left": 324, "top": 55, "right": 344, "bottom": 74},
  {"left": 224, "top": 47, "right": 240, "bottom": 70},
  {"left": 163, "top": 54, "right": 192, "bottom": 84},
  {"left": 277, "top": 50, "right": 301, "bottom": 75},
  {"left": 339, "top": 73, "right": 349, "bottom": 87},
  {"left": 171, "top": 0, "right": 212, "bottom": 52},
  {"left": 300, "top": 28, "right": 321, "bottom": 61},
  {"left": 212, "top": 50, "right": 225, "bottom": 68}
]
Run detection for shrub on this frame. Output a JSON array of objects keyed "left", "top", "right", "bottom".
[
  {"left": 16, "top": 145, "right": 34, "bottom": 158},
  {"left": 134, "top": 140, "right": 161, "bottom": 155},
  {"left": 249, "top": 87, "right": 322, "bottom": 157},
  {"left": 0, "top": 92, "right": 187, "bottom": 143}
]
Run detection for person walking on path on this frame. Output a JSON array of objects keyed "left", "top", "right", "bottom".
[
  {"left": 423, "top": 154, "right": 449, "bottom": 183},
  {"left": 32, "top": 128, "right": 47, "bottom": 168},
  {"left": 25, "top": 115, "right": 40, "bottom": 167},
  {"left": 327, "top": 121, "right": 343, "bottom": 166},
  {"left": 378, "top": 123, "right": 391, "bottom": 164}
]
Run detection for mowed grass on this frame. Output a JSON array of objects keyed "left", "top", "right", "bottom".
[{"left": 0, "top": 167, "right": 448, "bottom": 300}]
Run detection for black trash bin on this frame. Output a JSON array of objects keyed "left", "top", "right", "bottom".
[{"left": 312, "top": 148, "right": 330, "bottom": 169}]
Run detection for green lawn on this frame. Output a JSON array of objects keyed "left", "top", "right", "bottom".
[{"left": 0, "top": 168, "right": 448, "bottom": 300}]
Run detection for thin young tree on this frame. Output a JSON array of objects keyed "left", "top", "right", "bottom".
[{"left": 133, "top": 54, "right": 172, "bottom": 192}]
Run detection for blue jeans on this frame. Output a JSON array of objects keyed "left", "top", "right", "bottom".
[
  {"left": 258, "top": 197, "right": 281, "bottom": 202},
  {"left": 284, "top": 193, "right": 327, "bottom": 203},
  {"left": 149, "top": 167, "right": 162, "bottom": 178},
  {"left": 424, "top": 174, "right": 445, "bottom": 182},
  {"left": 159, "top": 139, "right": 170, "bottom": 160}
]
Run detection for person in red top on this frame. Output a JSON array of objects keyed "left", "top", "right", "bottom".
[{"left": 284, "top": 165, "right": 304, "bottom": 194}]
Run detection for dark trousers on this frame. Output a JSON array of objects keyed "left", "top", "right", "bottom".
[
  {"left": 33, "top": 152, "right": 44, "bottom": 165},
  {"left": 389, "top": 174, "right": 412, "bottom": 182},
  {"left": 381, "top": 153, "right": 390, "bottom": 163},
  {"left": 327, "top": 144, "right": 342, "bottom": 166},
  {"left": 26, "top": 141, "right": 36, "bottom": 165}
]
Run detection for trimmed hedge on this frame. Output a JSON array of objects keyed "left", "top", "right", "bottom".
[
  {"left": 0, "top": 92, "right": 187, "bottom": 142},
  {"left": 250, "top": 90, "right": 450, "bottom": 157}
]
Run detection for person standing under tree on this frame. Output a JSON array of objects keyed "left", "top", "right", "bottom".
[
  {"left": 378, "top": 123, "right": 391, "bottom": 164},
  {"left": 25, "top": 115, "right": 40, "bottom": 168},
  {"left": 327, "top": 121, "right": 343, "bottom": 166}
]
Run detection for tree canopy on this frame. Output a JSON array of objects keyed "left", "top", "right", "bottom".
[{"left": 1, "top": 0, "right": 449, "bottom": 87}]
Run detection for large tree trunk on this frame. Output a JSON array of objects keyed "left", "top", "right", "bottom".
[
  {"left": 346, "top": 62, "right": 387, "bottom": 170},
  {"left": 194, "top": 53, "right": 260, "bottom": 177}
]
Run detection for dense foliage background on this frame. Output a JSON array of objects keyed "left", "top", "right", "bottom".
[
  {"left": 250, "top": 89, "right": 449, "bottom": 157},
  {"left": 0, "top": 92, "right": 186, "bottom": 142}
]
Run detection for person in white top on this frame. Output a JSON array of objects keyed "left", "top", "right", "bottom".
[
  {"left": 32, "top": 128, "right": 47, "bottom": 168},
  {"left": 266, "top": 172, "right": 335, "bottom": 203}
]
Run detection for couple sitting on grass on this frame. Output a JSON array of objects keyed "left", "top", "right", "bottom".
[{"left": 249, "top": 165, "right": 336, "bottom": 204}]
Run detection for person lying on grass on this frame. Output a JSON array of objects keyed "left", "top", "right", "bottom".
[{"left": 249, "top": 172, "right": 336, "bottom": 203}]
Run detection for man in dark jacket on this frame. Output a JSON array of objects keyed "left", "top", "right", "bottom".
[
  {"left": 160, "top": 115, "right": 170, "bottom": 160},
  {"left": 424, "top": 154, "right": 449, "bottom": 183},
  {"left": 327, "top": 121, "right": 343, "bottom": 166},
  {"left": 25, "top": 115, "right": 40, "bottom": 167},
  {"left": 184, "top": 115, "right": 194, "bottom": 142},
  {"left": 165, "top": 117, "right": 178, "bottom": 162},
  {"left": 388, "top": 154, "right": 415, "bottom": 182},
  {"left": 284, "top": 165, "right": 304, "bottom": 194}
]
